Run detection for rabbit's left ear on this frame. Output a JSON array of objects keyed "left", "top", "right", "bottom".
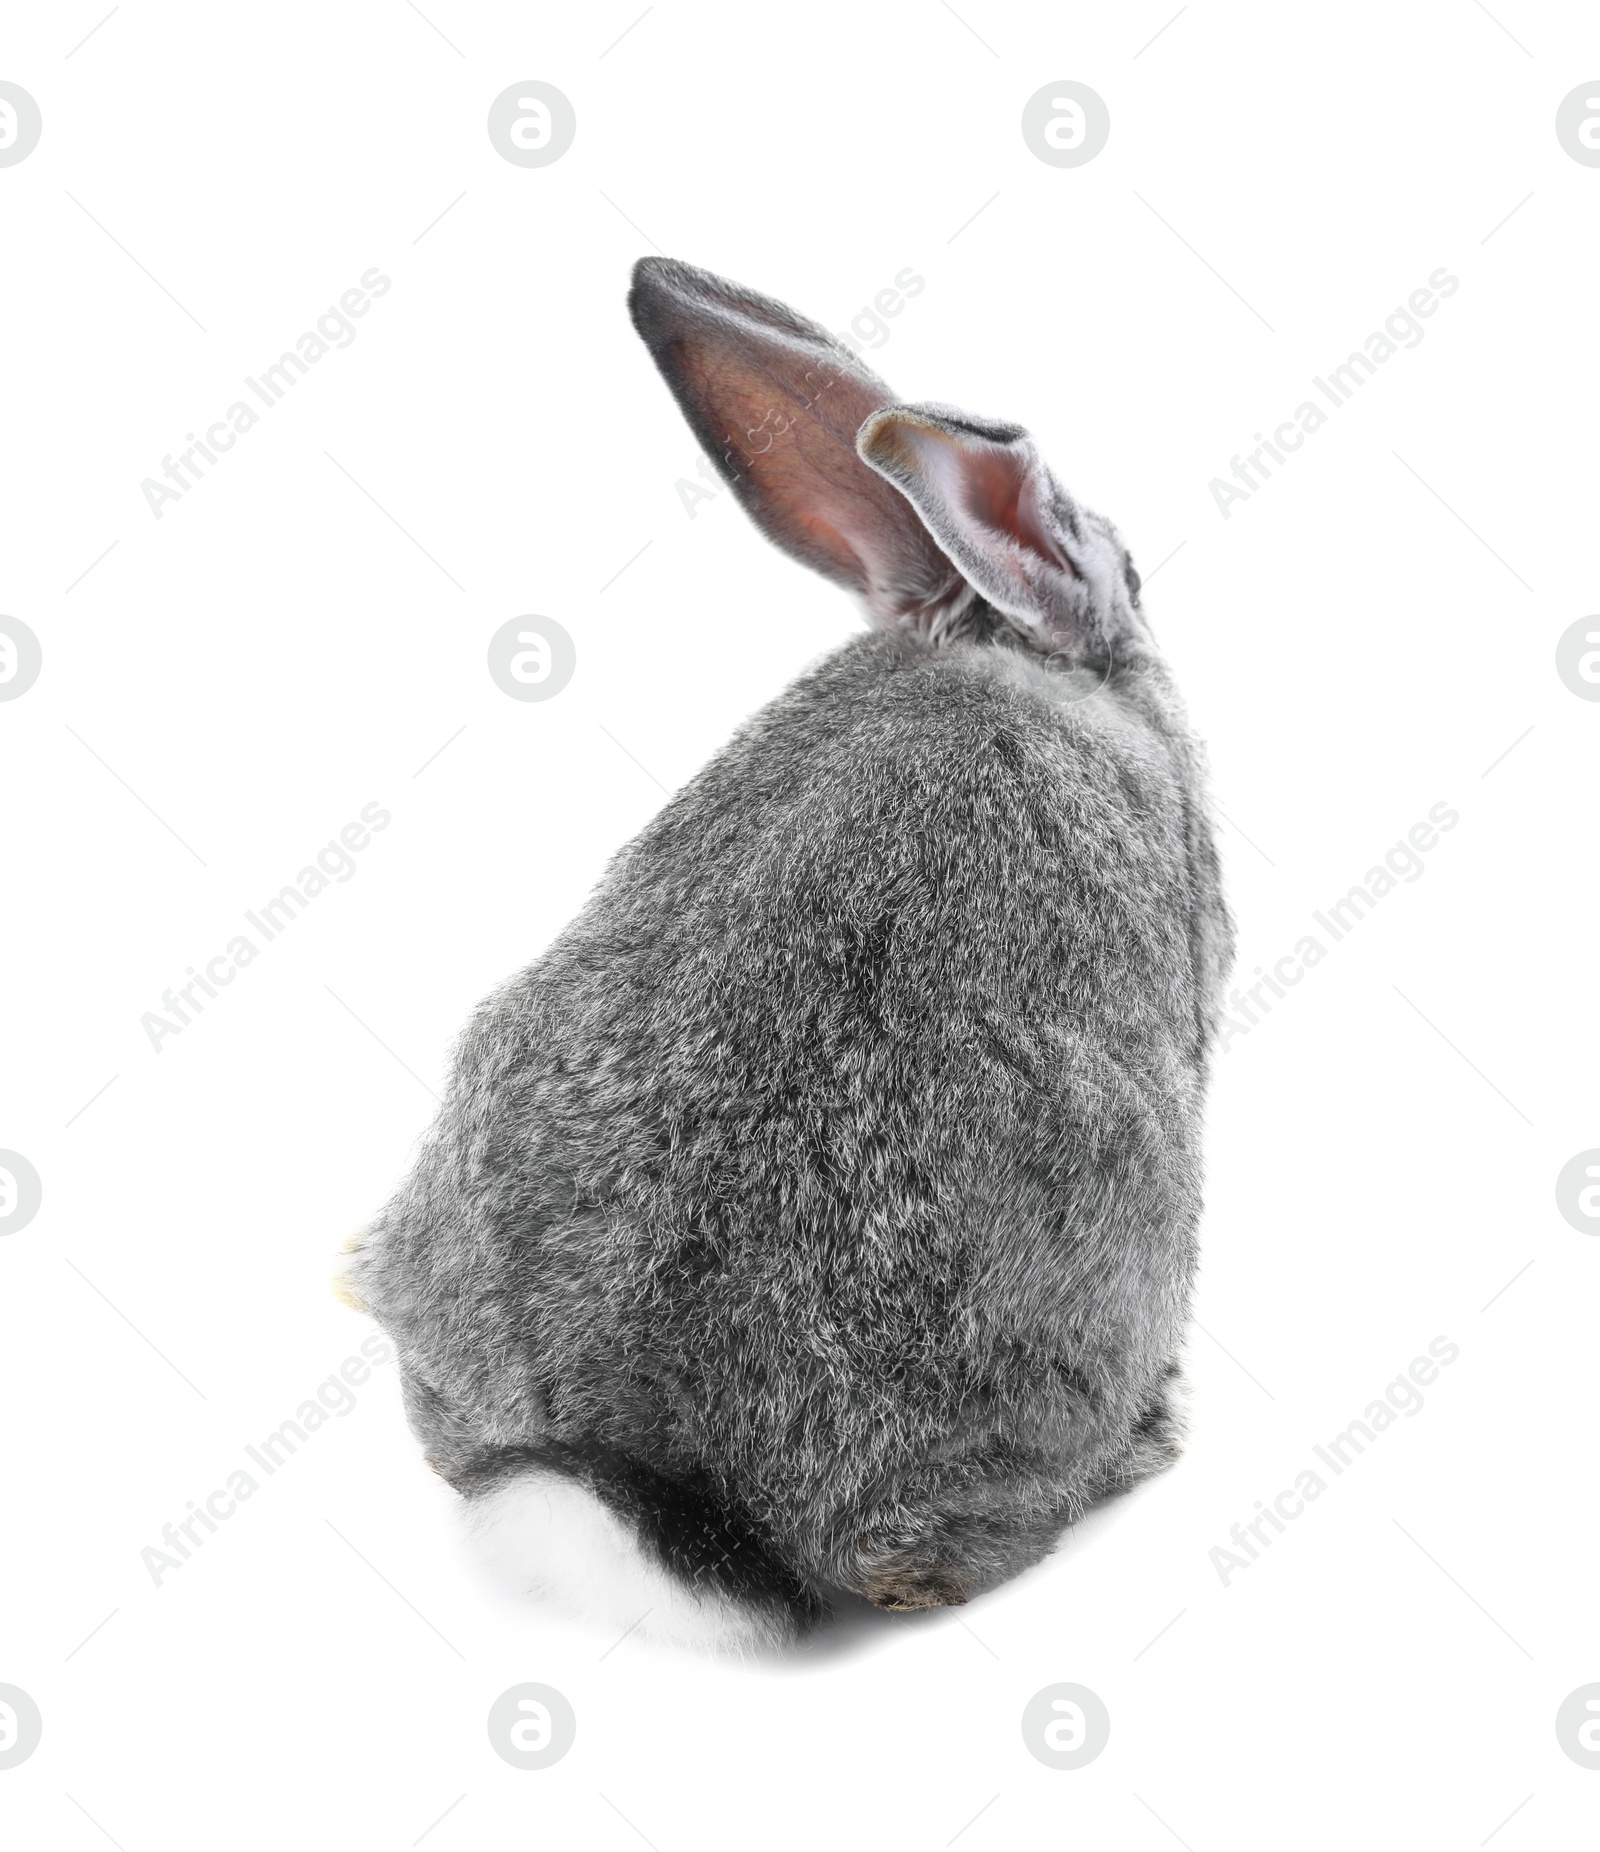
[
  {"left": 857, "top": 405, "right": 1120, "bottom": 645},
  {"left": 629, "top": 257, "right": 968, "bottom": 629}
]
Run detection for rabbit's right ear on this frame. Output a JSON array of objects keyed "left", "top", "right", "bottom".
[
  {"left": 629, "top": 257, "right": 967, "bottom": 629},
  {"left": 856, "top": 405, "right": 1123, "bottom": 651}
]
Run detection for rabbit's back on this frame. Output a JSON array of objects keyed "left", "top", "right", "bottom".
[{"left": 358, "top": 628, "right": 1224, "bottom": 1589}]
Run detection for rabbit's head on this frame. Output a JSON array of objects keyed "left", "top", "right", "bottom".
[{"left": 629, "top": 256, "right": 1147, "bottom": 671}]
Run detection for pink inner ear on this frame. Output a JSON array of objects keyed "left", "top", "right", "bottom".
[
  {"left": 912, "top": 432, "right": 1074, "bottom": 577},
  {"left": 672, "top": 334, "right": 964, "bottom": 621}
]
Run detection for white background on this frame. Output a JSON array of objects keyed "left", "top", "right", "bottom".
[{"left": 2, "top": 2, "right": 1596, "bottom": 1846}]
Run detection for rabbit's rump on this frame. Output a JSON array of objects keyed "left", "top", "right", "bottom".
[{"left": 353, "top": 627, "right": 1223, "bottom": 1638}]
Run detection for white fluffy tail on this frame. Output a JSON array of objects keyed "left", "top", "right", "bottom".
[{"left": 465, "top": 1466, "right": 801, "bottom": 1657}]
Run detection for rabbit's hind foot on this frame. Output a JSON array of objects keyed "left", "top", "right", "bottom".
[
  {"left": 330, "top": 1227, "right": 371, "bottom": 1311},
  {"left": 858, "top": 1558, "right": 971, "bottom": 1611}
]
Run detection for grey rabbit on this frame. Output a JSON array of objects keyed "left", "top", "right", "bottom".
[{"left": 339, "top": 256, "right": 1234, "bottom": 1652}]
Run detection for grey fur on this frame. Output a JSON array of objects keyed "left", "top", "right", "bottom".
[{"left": 348, "top": 257, "right": 1233, "bottom": 1641}]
